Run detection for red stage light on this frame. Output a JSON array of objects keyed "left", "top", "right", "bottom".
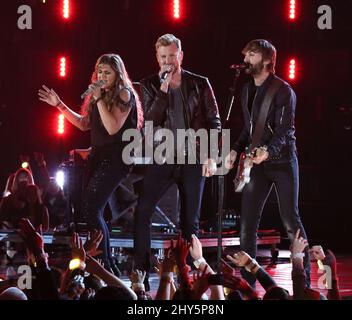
[
  {"left": 58, "top": 114, "right": 65, "bottom": 135},
  {"left": 288, "top": 0, "right": 296, "bottom": 20},
  {"left": 173, "top": 0, "right": 180, "bottom": 19},
  {"left": 288, "top": 59, "right": 296, "bottom": 80},
  {"left": 62, "top": 0, "right": 70, "bottom": 19},
  {"left": 59, "top": 56, "right": 67, "bottom": 78}
]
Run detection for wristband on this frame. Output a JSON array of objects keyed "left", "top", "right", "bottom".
[
  {"left": 193, "top": 257, "right": 206, "bottom": 269},
  {"left": 244, "top": 259, "right": 259, "bottom": 272},
  {"left": 56, "top": 100, "right": 65, "bottom": 110},
  {"left": 290, "top": 252, "right": 305, "bottom": 259},
  {"left": 95, "top": 97, "right": 103, "bottom": 104},
  {"left": 132, "top": 283, "right": 145, "bottom": 291}
]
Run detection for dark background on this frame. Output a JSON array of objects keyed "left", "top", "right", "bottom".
[{"left": 0, "top": 0, "right": 351, "bottom": 252}]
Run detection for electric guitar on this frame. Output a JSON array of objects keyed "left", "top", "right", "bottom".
[
  {"left": 233, "top": 79, "right": 281, "bottom": 193},
  {"left": 233, "top": 148, "right": 253, "bottom": 193},
  {"left": 233, "top": 146, "right": 267, "bottom": 192}
]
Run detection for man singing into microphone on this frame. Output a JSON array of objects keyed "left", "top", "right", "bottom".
[
  {"left": 225, "top": 39, "right": 310, "bottom": 287},
  {"left": 134, "top": 34, "right": 221, "bottom": 290}
]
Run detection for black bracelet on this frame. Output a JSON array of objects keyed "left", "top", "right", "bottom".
[
  {"left": 95, "top": 97, "right": 103, "bottom": 104},
  {"left": 55, "top": 100, "right": 64, "bottom": 110}
]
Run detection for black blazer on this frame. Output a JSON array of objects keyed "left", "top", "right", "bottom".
[
  {"left": 140, "top": 69, "right": 221, "bottom": 160},
  {"left": 232, "top": 73, "right": 297, "bottom": 162}
]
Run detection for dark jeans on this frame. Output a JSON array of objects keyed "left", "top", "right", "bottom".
[
  {"left": 134, "top": 164, "right": 205, "bottom": 271},
  {"left": 240, "top": 156, "right": 311, "bottom": 286},
  {"left": 82, "top": 156, "right": 129, "bottom": 269}
]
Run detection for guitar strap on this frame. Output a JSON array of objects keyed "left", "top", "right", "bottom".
[{"left": 250, "top": 78, "right": 282, "bottom": 152}]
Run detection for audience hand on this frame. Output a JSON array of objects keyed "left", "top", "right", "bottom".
[
  {"left": 84, "top": 230, "right": 103, "bottom": 257},
  {"left": 160, "top": 247, "right": 176, "bottom": 274},
  {"left": 189, "top": 234, "right": 203, "bottom": 261},
  {"left": 19, "top": 218, "right": 44, "bottom": 256},
  {"left": 192, "top": 265, "right": 210, "bottom": 299},
  {"left": 71, "top": 232, "right": 86, "bottom": 262},
  {"left": 291, "top": 229, "right": 308, "bottom": 254},
  {"left": 172, "top": 234, "right": 190, "bottom": 267},
  {"left": 222, "top": 273, "right": 258, "bottom": 300},
  {"left": 33, "top": 152, "right": 46, "bottom": 166},
  {"left": 130, "top": 269, "right": 146, "bottom": 285},
  {"left": 226, "top": 251, "right": 252, "bottom": 267},
  {"left": 220, "top": 258, "right": 236, "bottom": 276}
]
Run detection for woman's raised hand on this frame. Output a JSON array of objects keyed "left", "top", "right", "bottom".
[{"left": 38, "top": 85, "right": 61, "bottom": 107}]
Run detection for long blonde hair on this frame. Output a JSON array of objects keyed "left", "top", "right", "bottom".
[{"left": 81, "top": 54, "right": 144, "bottom": 130}]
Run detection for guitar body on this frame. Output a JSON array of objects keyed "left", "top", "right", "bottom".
[{"left": 233, "top": 151, "right": 253, "bottom": 192}]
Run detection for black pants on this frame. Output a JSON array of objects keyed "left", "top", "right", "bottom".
[
  {"left": 82, "top": 156, "right": 129, "bottom": 269},
  {"left": 240, "top": 156, "right": 311, "bottom": 286},
  {"left": 134, "top": 164, "right": 205, "bottom": 271}
]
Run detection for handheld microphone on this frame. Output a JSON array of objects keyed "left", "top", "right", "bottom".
[
  {"left": 80, "top": 80, "right": 106, "bottom": 99},
  {"left": 160, "top": 65, "right": 174, "bottom": 83},
  {"left": 230, "top": 63, "right": 249, "bottom": 70},
  {"left": 160, "top": 71, "right": 170, "bottom": 83}
]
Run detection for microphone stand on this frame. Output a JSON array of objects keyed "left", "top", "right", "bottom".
[{"left": 216, "top": 67, "right": 242, "bottom": 272}]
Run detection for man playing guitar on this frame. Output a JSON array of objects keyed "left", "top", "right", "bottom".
[{"left": 225, "top": 39, "right": 311, "bottom": 288}]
